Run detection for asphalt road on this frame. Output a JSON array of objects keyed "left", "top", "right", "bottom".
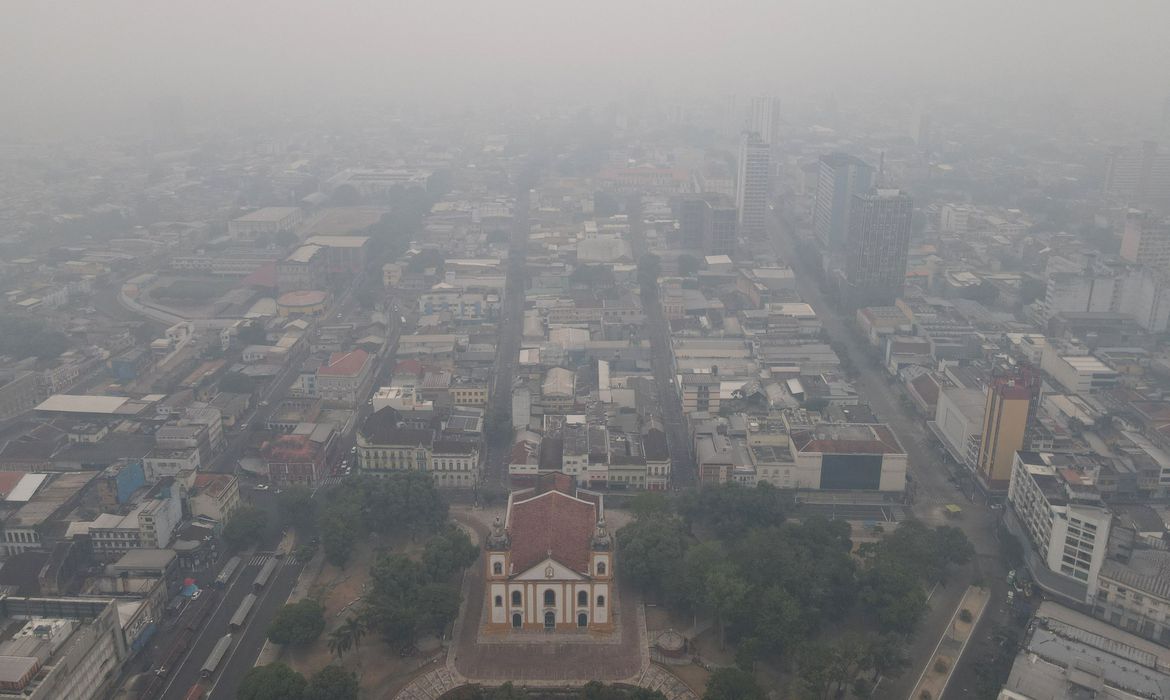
[
  {"left": 485, "top": 186, "right": 530, "bottom": 484},
  {"left": 626, "top": 196, "right": 695, "bottom": 486},
  {"left": 766, "top": 211, "right": 1010, "bottom": 699}
]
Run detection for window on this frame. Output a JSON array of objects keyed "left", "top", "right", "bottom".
[
  {"left": 495, "top": 595, "right": 503, "bottom": 607},
  {"left": 597, "top": 595, "right": 606, "bottom": 608},
  {"left": 512, "top": 591, "right": 522, "bottom": 606},
  {"left": 493, "top": 562, "right": 503, "bottom": 575},
  {"left": 578, "top": 591, "right": 588, "bottom": 607},
  {"left": 597, "top": 562, "right": 606, "bottom": 575},
  {"left": 544, "top": 590, "right": 556, "bottom": 606}
]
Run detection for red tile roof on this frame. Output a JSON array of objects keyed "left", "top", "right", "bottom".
[
  {"left": 0, "top": 472, "right": 26, "bottom": 499},
  {"left": 318, "top": 349, "right": 370, "bottom": 377},
  {"left": 507, "top": 490, "right": 596, "bottom": 576}
]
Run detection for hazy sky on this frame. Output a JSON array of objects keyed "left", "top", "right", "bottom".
[{"left": 2, "top": 0, "right": 1169, "bottom": 136}]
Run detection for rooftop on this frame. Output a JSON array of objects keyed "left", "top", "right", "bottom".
[
  {"left": 234, "top": 207, "right": 300, "bottom": 222},
  {"left": 506, "top": 488, "right": 598, "bottom": 576},
  {"left": 790, "top": 423, "right": 905, "bottom": 455},
  {"left": 318, "top": 349, "right": 370, "bottom": 377}
]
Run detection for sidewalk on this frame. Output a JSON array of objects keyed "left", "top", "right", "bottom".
[{"left": 908, "top": 586, "right": 990, "bottom": 700}]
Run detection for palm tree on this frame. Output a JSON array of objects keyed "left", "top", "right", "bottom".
[
  {"left": 327, "top": 627, "right": 352, "bottom": 660},
  {"left": 329, "top": 615, "right": 368, "bottom": 670}
]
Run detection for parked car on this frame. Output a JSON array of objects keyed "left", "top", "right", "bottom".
[{"left": 253, "top": 484, "right": 269, "bottom": 491}]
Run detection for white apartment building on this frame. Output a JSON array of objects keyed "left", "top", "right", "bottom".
[{"left": 1008, "top": 451, "right": 1113, "bottom": 597}]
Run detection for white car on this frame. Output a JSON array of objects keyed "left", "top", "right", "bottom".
[{"left": 253, "top": 484, "right": 269, "bottom": 491}]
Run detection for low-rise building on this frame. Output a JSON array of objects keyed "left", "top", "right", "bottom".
[
  {"left": 315, "top": 349, "right": 375, "bottom": 406},
  {"left": 788, "top": 423, "right": 908, "bottom": 492},
  {"left": 262, "top": 434, "right": 328, "bottom": 488},
  {"left": 183, "top": 472, "right": 241, "bottom": 523}
]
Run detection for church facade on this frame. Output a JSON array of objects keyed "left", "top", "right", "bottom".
[{"left": 485, "top": 478, "right": 614, "bottom": 633}]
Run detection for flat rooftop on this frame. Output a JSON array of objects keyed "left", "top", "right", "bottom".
[{"left": 233, "top": 207, "right": 300, "bottom": 222}]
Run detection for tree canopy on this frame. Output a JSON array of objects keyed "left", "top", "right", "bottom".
[
  {"left": 303, "top": 665, "right": 358, "bottom": 700},
  {"left": 703, "top": 667, "right": 765, "bottom": 700},
  {"left": 267, "top": 598, "right": 326, "bottom": 646},
  {"left": 222, "top": 505, "right": 268, "bottom": 551},
  {"left": 317, "top": 473, "right": 448, "bottom": 567},
  {"left": 238, "top": 663, "right": 306, "bottom": 700}
]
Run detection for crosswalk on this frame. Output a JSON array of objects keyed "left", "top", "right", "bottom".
[{"left": 249, "top": 552, "right": 307, "bottom": 567}]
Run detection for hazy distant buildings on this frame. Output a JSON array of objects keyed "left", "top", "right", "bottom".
[
  {"left": 675, "top": 194, "right": 737, "bottom": 256},
  {"left": 736, "top": 132, "right": 770, "bottom": 240},
  {"left": 747, "top": 95, "right": 780, "bottom": 145},
  {"left": 229, "top": 207, "right": 303, "bottom": 242},
  {"left": 1104, "top": 141, "right": 1170, "bottom": 212},
  {"left": 813, "top": 153, "right": 875, "bottom": 260},
  {"left": 839, "top": 188, "right": 912, "bottom": 308},
  {"left": 1121, "top": 209, "right": 1170, "bottom": 271}
]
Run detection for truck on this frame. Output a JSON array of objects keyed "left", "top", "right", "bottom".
[
  {"left": 200, "top": 634, "right": 232, "bottom": 678},
  {"left": 229, "top": 593, "right": 257, "bottom": 631}
]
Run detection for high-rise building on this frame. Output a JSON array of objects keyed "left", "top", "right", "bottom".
[
  {"left": 1104, "top": 141, "right": 1170, "bottom": 212},
  {"left": 736, "top": 132, "right": 770, "bottom": 240},
  {"left": 674, "top": 194, "right": 737, "bottom": 256},
  {"left": 813, "top": 153, "right": 875, "bottom": 257},
  {"left": 976, "top": 365, "right": 1039, "bottom": 492},
  {"left": 1120, "top": 209, "right": 1170, "bottom": 271},
  {"left": 840, "top": 188, "right": 912, "bottom": 308},
  {"left": 747, "top": 95, "right": 779, "bottom": 145}
]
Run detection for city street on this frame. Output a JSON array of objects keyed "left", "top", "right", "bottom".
[
  {"left": 627, "top": 197, "right": 696, "bottom": 486},
  {"left": 767, "top": 211, "right": 1009, "bottom": 700},
  {"left": 485, "top": 185, "right": 530, "bottom": 484}
]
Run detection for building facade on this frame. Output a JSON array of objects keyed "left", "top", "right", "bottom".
[
  {"left": 977, "top": 366, "right": 1038, "bottom": 491},
  {"left": 484, "top": 481, "right": 613, "bottom": 633},
  {"left": 813, "top": 153, "right": 874, "bottom": 259},
  {"left": 840, "top": 188, "right": 912, "bottom": 309},
  {"left": 736, "top": 132, "right": 770, "bottom": 240}
]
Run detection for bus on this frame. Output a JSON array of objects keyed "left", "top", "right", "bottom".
[
  {"left": 253, "top": 558, "right": 278, "bottom": 592},
  {"left": 200, "top": 634, "right": 232, "bottom": 678},
  {"left": 213, "top": 556, "right": 241, "bottom": 589},
  {"left": 229, "top": 593, "right": 257, "bottom": 631}
]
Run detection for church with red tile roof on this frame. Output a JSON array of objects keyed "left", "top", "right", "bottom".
[{"left": 484, "top": 477, "right": 614, "bottom": 633}]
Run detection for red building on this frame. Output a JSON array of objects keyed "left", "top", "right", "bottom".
[{"left": 262, "top": 434, "right": 327, "bottom": 487}]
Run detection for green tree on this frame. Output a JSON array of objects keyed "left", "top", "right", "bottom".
[
  {"left": 417, "top": 582, "right": 462, "bottom": 636},
  {"left": 703, "top": 667, "right": 764, "bottom": 700},
  {"left": 304, "top": 665, "right": 358, "bottom": 700},
  {"left": 328, "top": 615, "right": 368, "bottom": 663},
  {"left": 705, "top": 568, "right": 749, "bottom": 650},
  {"left": 616, "top": 515, "right": 687, "bottom": 595},
  {"left": 422, "top": 525, "right": 480, "bottom": 581},
  {"left": 238, "top": 663, "right": 306, "bottom": 700},
  {"left": 277, "top": 486, "right": 315, "bottom": 531},
  {"left": 222, "top": 505, "right": 268, "bottom": 551},
  {"left": 267, "top": 598, "right": 326, "bottom": 646},
  {"left": 680, "top": 483, "right": 788, "bottom": 539}
]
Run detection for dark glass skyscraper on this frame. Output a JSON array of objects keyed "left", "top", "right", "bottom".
[{"left": 841, "top": 188, "right": 912, "bottom": 308}]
